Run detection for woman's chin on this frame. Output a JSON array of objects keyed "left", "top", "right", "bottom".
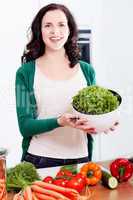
[{"left": 47, "top": 45, "right": 65, "bottom": 51}]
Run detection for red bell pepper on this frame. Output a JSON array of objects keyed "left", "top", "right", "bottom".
[{"left": 110, "top": 158, "right": 133, "bottom": 182}]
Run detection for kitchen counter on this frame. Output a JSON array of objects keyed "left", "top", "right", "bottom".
[{"left": 7, "top": 160, "right": 133, "bottom": 200}]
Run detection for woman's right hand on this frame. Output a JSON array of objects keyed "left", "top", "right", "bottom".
[
  {"left": 57, "top": 113, "right": 96, "bottom": 133},
  {"left": 57, "top": 113, "right": 79, "bottom": 127}
]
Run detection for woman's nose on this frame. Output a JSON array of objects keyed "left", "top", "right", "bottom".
[{"left": 51, "top": 27, "right": 60, "bottom": 35}]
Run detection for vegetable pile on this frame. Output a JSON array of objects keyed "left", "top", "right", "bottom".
[
  {"left": 13, "top": 181, "right": 81, "bottom": 200},
  {"left": 6, "top": 162, "right": 92, "bottom": 200},
  {"left": 42, "top": 164, "right": 89, "bottom": 196},
  {"left": 72, "top": 85, "right": 120, "bottom": 115},
  {"left": 5, "top": 159, "right": 133, "bottom": 199},
  {"left": 6, "top": 161, "right": 40, "bottom": 192}
]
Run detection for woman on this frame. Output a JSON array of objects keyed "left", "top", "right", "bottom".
[{"left": 15, "top": 3, "right": 97, "bottom": 168}]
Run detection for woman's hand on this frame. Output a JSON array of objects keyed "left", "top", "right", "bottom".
[
  {"left": 74, "top": 118, "right": 96, "bottom": 133},
  {"left": 57, "top": 113, "right": 80, "bottom": 127},
  {"left": 103, "top": 121, "right": 119, "bottom": 134},
  {"left": 57, "top": 114, "right": 96, "bottom": 133}
]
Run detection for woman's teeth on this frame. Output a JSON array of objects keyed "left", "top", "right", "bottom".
[{"left": 50, "top": 37, "right": 62, "bottom": 41}]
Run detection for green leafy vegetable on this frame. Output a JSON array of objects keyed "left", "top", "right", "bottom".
[
  {"left": 6, "top": 161, "right": 40, "bottom": 192},
  {"left": 72, "top": 85, "right": 120, "bottom": 115},
  {"left": 60, "top": 164, "right": 78, "bottom": 174}
]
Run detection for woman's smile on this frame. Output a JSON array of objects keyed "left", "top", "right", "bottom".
[{"left": 49, "top": 36, "right": 64, "bottom": 42}]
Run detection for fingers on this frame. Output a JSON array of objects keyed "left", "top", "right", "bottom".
[
  {"left": 68, "top": 116, "right": 88, "bottom": 128},
  {"left": 104, "top": 130, "right": 109, "bottom": 134},
  {"left": 69, "top": 116, "right": 80, "bottom": 123},
  {"left": 114, "top": 121, "right": 119, "bottom": 126},
  {"left": 57, "top": 113, "right": 77, "bottom": 127},
  {"left": 75, "top": 124, "right": 96, "bottom": 132},
  {"left": 110, "top": 127, "right": 115, "bottom": 131},
  {"left": 110, "top": 121, "right": 119, "bottom": 131},
  {"left": 104, "top": 128, "right": 114, "bottom": 134},
  {"left": 75, "top": 118, "right": 88, "bottom": 126},
  {"left": 85, "top": 128, "right": 97, "bottom": 134},
  {"left": 104, "top": 121, "right": 119, "bottom": 134},
  {"left": 69, "top": 117, "right": 96, "bottom": 133}
]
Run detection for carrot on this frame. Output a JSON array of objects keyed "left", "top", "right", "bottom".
[
  {"left": 0, "top": 187, "right": 5, "bottom": 199},
  {"left": 19, "top": 193, "right": 25, "bottom": 200},
  {"left": 32, "top": 192, "right": 39, "bottom": 200},
  {"left": 34, "top": 192, "right": 57, "bottom": 200},
  {"left": 12, "top": 190, "right": 24, "bottom": 200},
  {"left": 0, "top": 179, "right": 5, "bottom": 191},
  {"left": 33, "top": 181, "right": 78, "bottom": 193},
  {"left": 13, "top": 193, "right": 21, "bottom": 200},
  {"left": 0, "top": 183, "right": 4, "bottom": 189},
  {"left": 31, "top": 184, "right": 70, "bottom": 200},
  {"left": 23, "top": 186, "right": 32, "bottom": 200},
  {"left": 0, "top": 179, "right": 5, "bottom": 184},
  {"left": 33, "top": 181, "right": 78, "bottom": 199},
  {"left": 0, "top": 178, "right": 7, "bottom": 200}
]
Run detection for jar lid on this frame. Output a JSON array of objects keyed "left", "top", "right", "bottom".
[{"left": 0, "top": 148, "right": 7, "bottom": 156}]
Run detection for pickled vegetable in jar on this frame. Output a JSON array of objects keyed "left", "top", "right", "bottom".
[{"left": 0, "top": 148, "right": 7, "bottom": 200}]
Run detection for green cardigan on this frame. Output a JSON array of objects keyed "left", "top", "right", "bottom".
[{"left": 15, "top": 60, "right": 96, "bottom": 160}]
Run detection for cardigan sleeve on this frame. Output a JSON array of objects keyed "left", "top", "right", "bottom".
[{"left": 15, "top": 70, "right": 61, "bottom": 138}]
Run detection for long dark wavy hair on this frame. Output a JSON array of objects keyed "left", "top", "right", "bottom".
[{"left": 21, "top": 3, "right": 80, "bottom": 67}]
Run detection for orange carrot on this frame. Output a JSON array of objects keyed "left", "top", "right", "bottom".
[
  {"left": 33, "top": 181, "right": 78, "bottom": 193},
  {"left": 13, "top": 193, "right": 20, "bottom": 200},
  {"left": 23, "top": 186, "right": 32, "bottom": 200},
  {"left": 0, "top": 178, "right": 7, "bottom": 200},
  {"left": 33, "top": 181, "right": 78, "bottom": 199},
  {"left": 0, "top": 179, "right": 5, "bottom": 184},
  {"left": 0, "top": 187, "right": 5, "bottom": 199},
  {"left": 13, "top": 191, "right": 24, "bottom": 200},
  {"left": 34, "top": 192, "right": 57, "bottom": 200},
  {"left": 0, "top": 179, "right": 5, "bottom": 192},
  {"left": 19, "top": 193, "right": 25, "bottom": 200},
  {"left": 31, "top": 184, "right": 70, "bottom": 200},
  {"left": 0, "top": 182, "right": 4, "bottom": 188},
  {"left": 32, "top": 192, "right": 39, "bottom": 200}
]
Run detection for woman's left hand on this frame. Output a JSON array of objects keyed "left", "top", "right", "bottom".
[
  {"left": 103, "top": 121, "right": 119, "bottom": 134},
  {"left": 74, "top": 118, "right": 97, "bottom": 134}
]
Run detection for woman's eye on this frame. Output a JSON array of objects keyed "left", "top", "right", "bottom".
[
  {"left": 44, "top": 24, "right": 51, "bottom": 28},
  {"left": 59, "top": 24, "right": 65, "bottom": 27}
]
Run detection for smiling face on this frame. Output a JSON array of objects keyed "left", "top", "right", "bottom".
[{"left": 41, "top": 9, "right": 70, "bottom": 51}]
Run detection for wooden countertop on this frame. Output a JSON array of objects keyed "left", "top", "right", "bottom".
[{"left": 7, "top": 160, "right": 133, "bottom": 200}]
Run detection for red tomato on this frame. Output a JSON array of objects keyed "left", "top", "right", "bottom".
[
  {"left": 43, "top": 176, "right": 54, "bottom": 184},
  {"left": 53, "top": 178, "right": 69, "bottom": 187},
  {"left": 66, "top": 177, "right": 85, "bottom": 193}
]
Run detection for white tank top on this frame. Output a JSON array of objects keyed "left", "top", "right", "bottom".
[{"left": 28, "top": 65, "right": 88, "bottom": 159}]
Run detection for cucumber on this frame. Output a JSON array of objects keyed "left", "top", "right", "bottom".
[{"left": 102, "top": 170, "right": 118, "bottom": 189}]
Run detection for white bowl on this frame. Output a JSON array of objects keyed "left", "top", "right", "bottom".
[{"left": 72, "top": 90, "right": 122, "bottom": 133}]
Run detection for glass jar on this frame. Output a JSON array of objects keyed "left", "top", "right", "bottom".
[{"left": 0, "top": 148, "right": 7, "bottom": 200}]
